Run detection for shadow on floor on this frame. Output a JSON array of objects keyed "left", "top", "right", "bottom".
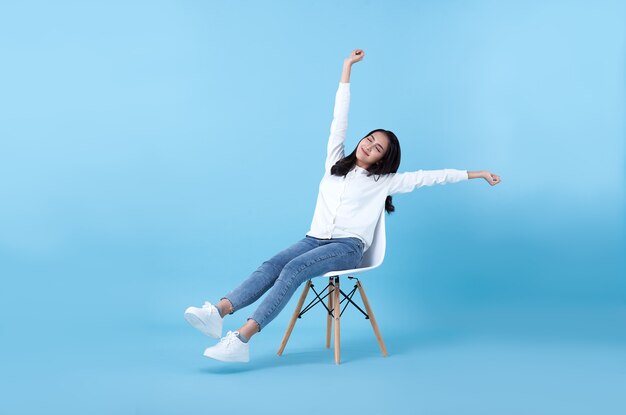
[{"left": 196, "top": 326, "right": 467, "bottom": 374}]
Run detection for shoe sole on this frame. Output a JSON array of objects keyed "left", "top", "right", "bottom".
[
  {"left": 203, "top": 349, "right": 249, "bottom": 363},
  {"left": 184, "top": 310, "right": 220, "bottom": 338}
]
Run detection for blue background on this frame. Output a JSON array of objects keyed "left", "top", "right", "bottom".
[{"left": 1, "top": 0, "right": 624, "bottom": 414}]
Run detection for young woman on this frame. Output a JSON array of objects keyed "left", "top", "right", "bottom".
[{"left": 184, "top": 49, "right": 501, "bottom": 363}]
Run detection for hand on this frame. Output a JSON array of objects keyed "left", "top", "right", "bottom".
[
  {"left": 483, "top": 171, "right": 501, "bottom": 186},
  {"left": 344, "top": 49, "right": 365, "bottom": 65}
]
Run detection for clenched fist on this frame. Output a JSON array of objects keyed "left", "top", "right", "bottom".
[
  {"left": 484, "top": 172, "right": 501, "bottom": 186},
  {"left": 344, "top": 49, "right": 365, "bottom": 65}
]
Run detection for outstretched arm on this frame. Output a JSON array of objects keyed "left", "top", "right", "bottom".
[
  {"left": 325, "top": 49, "right": 365, "bottom": 172},
  {"left": 387, "top": 169, "right": 468, "bottom": 195},
  {"left": 386, "top": 169, "right": 501, "bottom": 195},
  {"left": 468, "top": 170, "right": 501, "bottom": 186}
]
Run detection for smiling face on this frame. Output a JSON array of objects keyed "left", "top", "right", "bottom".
[{"left": 355, "top": 131, "right": 390, "bottom": 169}]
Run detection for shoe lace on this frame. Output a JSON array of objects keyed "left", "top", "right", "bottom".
[
  {"left": 202, "top": 301, "right": 214, "bottom": 311},
  {"left": 219, "top": 331, "right": 239, "bottom": 346}
]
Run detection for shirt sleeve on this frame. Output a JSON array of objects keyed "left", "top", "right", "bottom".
[
  {"left": 387, "top": 169, "right": 468, "bottom": 195},
  {"left": 325, "top": 82, "right": 351, "bottom": 173}
]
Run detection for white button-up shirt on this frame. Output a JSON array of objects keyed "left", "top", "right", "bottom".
[{"left": 306, "top": 82, "right": 468, "bottom": 252}]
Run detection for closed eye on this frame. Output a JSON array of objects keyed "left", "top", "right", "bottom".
[{"left": 368, "top": 136, "right": 383, "bottom": 153}]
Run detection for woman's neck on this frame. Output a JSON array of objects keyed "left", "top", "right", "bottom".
[{"left": 354, "top": 160, "right": 370, "bottom": 169}]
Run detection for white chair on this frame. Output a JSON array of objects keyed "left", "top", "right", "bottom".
[{"left": 277, "top": 209, "right": 389, "bottom": 364}]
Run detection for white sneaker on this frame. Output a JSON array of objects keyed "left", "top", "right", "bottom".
[
  {"left": 203, "top": 330, "right": 250, "bottom": 363},
  {"left": 184, "top": 301, "right": 223, "bottom": 338}
]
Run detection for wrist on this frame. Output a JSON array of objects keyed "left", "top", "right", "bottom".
[{"left": 468, "top": 171, "right": 486, "bottom": 179}]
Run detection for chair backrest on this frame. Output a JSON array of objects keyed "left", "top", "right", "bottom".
[
  {"left": 322, "top": 208, "right": 387, "bottom": 277},
  {"left": 358, "top": 208, "right": 386, "bottom": 269}
]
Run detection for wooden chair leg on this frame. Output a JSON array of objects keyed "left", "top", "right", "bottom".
[
  {"left": 333, "top": 276, "right": 341, "bottom": 364},
  {"left": 357, "top": 281, "right": 388, "bottom": 357},
  {"left": 326, "top": 278, "right": 334, "bottom": 348},
  {"left": 277, "top": 280, "right": 312, "bottom": 356}
]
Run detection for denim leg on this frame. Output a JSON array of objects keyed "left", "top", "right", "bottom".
[
  {"left": 221, "top": 237, "right": 317, "bottom": 314},
  {"left": 249, "top": 239, "right": 364, "bottom": 332}
]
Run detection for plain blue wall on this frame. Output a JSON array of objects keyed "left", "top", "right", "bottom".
[{"left": 1, "top": 0, "right": 624, "bottom": 357}]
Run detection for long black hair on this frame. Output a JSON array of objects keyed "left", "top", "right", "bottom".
[{"left": 330, "top": 129, "right": 401, "bottom": 213}]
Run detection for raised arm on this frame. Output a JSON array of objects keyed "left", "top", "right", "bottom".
[
  {"left": 341, "top": 49, "right": 364, "bottom": 82},
  {"left": 325, "top": 49, "right": 365, "bottom": 173}
]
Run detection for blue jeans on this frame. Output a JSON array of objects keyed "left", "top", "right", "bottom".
[{"left": 221, "top": 235, "right": 365, "bottom": 332}]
